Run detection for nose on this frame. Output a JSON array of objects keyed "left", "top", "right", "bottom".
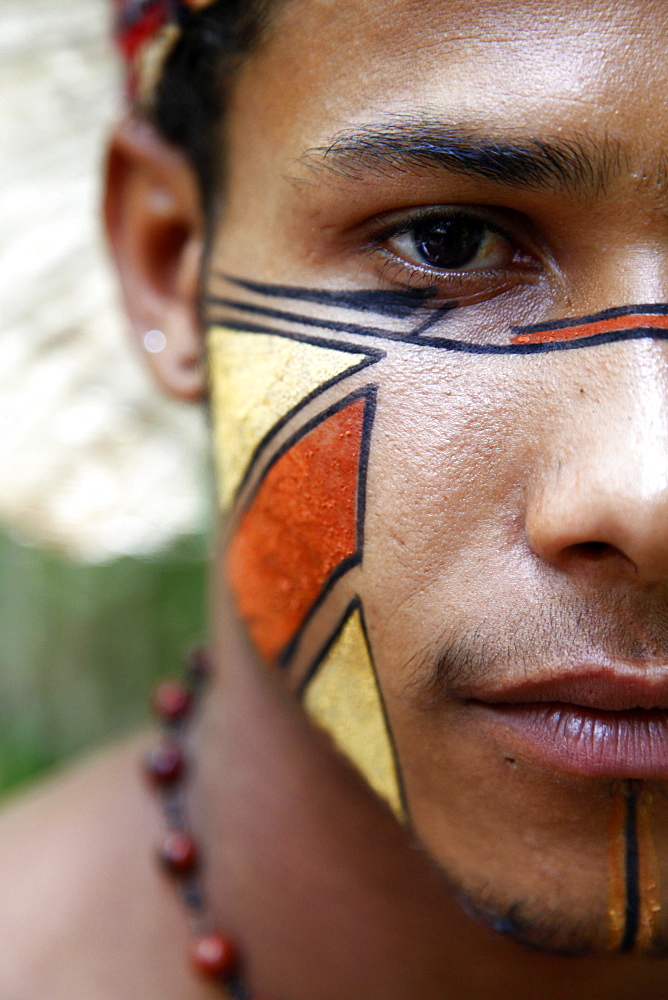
[{"left": 526, "top": 343, "right": 668, "bottom": 583}]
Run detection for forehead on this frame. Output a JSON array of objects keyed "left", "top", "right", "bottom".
[{"left": 227, "top": 0, "right": 668, "bottom": 163}]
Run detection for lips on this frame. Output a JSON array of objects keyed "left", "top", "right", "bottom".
[{"left": 471, "top": 670, "right": 668, "bottom": 777}]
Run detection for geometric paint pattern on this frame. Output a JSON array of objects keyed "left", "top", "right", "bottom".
[
  {"left": 211, "top": 280, "right": 668, "bottom": 356},
  {"left": 226, "top": 392, "right": 370, "bottom": 666},
  {"left": 208, "top": 282, "right": 668, "bottom": 847},
  {"left": 207, "top": 326, "right": 373, "bottom": 510},
  {"left": 511, "top": 309, "right": 668, "bottom": 346},
  {"left": 303, "top": 602, "right": 405, "bottom": 821}
]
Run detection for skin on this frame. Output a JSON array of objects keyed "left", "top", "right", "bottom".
[{"left": 4, "top": 0, "right": 668, "bottom": 997}]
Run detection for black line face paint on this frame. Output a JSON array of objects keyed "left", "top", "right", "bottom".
[
  {"left": 208, "top": 276, "right": 668, "bottom": 354},
  {"left": 222, "top": 273, "right": 439, "bottom": 316},
  {"left": 620, "top": 784, "right": 640, "bottom": 952},
  {"left": 609, "top": 781, "right": 661, "bottom": 954}
]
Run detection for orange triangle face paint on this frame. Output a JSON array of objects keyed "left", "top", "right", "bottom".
[{"left": 226, "top": 388, "right": 375, "bottom": 667}]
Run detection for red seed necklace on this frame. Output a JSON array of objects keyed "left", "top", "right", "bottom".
[{"left": 145, "top": 648, "right": 270, "bottom": 1000}]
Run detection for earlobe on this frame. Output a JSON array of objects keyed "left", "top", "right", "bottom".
[{"left": 103, "top": 114, "right": 207, "bottom": 402}]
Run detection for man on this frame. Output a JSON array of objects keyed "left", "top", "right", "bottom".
[{"left": 2, "top": 0, "right": 668, "bottom": 996}]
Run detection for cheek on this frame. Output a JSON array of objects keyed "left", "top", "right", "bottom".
[{"left": 359, "top": 352, "right": 546, "bottom": 679}]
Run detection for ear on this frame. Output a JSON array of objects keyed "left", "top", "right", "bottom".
[{"left": 103, "top": 115, "right": 206, "bottom": 401}]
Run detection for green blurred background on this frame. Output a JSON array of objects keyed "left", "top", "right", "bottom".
[{"left": 0, "top": 532, "right": 208, "bottom": 795}]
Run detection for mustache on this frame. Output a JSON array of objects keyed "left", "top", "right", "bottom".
[{"left": 408, "top": 590, "right": 668, "bottom": 706}]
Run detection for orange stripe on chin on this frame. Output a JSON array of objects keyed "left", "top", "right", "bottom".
[{"left": 512, "top": 313, "right": 668, "bottom": 345}]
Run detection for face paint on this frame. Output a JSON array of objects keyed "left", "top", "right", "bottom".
[
  {"left": 511, "top": 305, "right": 668, "bottom": 348},
  {"left": 225, "top": 387, "right": 375, "bottom": 665},
  {"left": 207, "top": 326, "right": 380, "bottom": 511},
  {"left": 608, "top": 781, "right": 661, "bottom": 954},
  {"left": 209, "top": 275, "right": 668, "bottom": 354},
  {"left": 207, "top": 278, "right": 668, "bottom": 888},
  {"left": 301, "top": 599, "right": 405, "bottom": 820},
  {"left": 207, "top": 297, "right": 397, "bottom": 818}
]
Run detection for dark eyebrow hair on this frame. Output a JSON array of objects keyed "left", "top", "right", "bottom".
[{"left": 301, "top": 117, "right": 623, "bottom": 194}]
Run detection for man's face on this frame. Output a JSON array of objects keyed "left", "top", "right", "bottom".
[{"left": 206, "top": 0, "right": 668, "bottom": 956}]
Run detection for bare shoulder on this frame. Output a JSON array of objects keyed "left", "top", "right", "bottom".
[{"left": 0, "top": 736, "right": 191, "bottom": 1000}]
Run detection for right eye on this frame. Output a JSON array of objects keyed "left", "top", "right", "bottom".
[{"left": 388, "top": 215, "right": 521, "bottom": 272}]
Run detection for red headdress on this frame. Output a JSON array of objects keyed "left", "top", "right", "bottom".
[{"left": 113, "top": 0, "right": 217, "bottom": 102}]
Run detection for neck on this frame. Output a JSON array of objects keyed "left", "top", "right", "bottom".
[{"left": 182, "top": 595, "right": 668, "bottom": 1000}]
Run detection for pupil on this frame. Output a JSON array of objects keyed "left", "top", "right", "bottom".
[{"left": 414, "top": 218, "right": 486, "bottom": 269}]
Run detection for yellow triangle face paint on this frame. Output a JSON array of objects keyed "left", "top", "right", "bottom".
[{"left": 302, "top": 602, "right": 405, "bottom": 822}]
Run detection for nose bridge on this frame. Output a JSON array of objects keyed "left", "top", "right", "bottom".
[
  {"left": 632, "top": 354, "right": 668, "bottom": 502},
  {"left": 526, "top": 343, "right": 668, "bottom": 580}
]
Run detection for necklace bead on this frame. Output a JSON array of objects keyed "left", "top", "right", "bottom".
[
  {"left": 190, "top": 931, "right": 238, "bottom": 979},
  {"left": 186, "top": 645, "right": 211, "bottom": 684},
  {"left": 145, "top": 743, "right": 184, "bottom": 786},
  {"left": 159, "top": 831, "right": 198, "bottom": 876},
  {"left": 148, "top": 658, "right": 271, "bottom": 999},
  {"left": 152, "top": 679, "right": 193, "bottom": 721}
]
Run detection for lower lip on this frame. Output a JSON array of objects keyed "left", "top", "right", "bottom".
[{"left": 475, "top": 703, "right": 668, "bottom": 777}]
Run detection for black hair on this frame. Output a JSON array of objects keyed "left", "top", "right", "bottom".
[{"left": 150, "top": 0, "right": 277, "bottom": 213}]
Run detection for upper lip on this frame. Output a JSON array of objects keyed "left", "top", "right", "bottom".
[{"left": 473, "top": 668, "right": 668, "bottom": 712}]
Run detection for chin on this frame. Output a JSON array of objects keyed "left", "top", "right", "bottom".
[
  {"left": 441, "top": 867, "right": 668, "bottom": 959},
  {"left": 463, "top": 893, "right": 608, "bottom": 958}
]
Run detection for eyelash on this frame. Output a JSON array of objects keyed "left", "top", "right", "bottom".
[{"left": 362, "top": 206, "right": 541, "bottom": 304}]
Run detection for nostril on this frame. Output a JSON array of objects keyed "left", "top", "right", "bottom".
[
  {"left": 567, "top": 540, "right": 616, "bottom": 561},
  {"left": 559, "top": 539, "right": 639, "bottom": 576}
]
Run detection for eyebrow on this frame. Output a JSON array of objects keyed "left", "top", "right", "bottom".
[{"left": 302, "top": 117, "right": 623, "bottom": 194}]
